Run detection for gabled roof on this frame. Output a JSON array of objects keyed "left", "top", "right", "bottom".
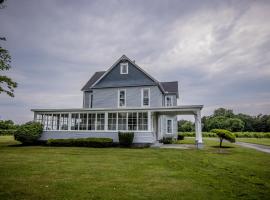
[
  {"left": 91, "top": 55, "right": 160, "bottom": 89},
  {"left": 160, "top": 81, "right": 179, "bottom": 97},
  {"left": 81, "top": 55, "right": 179, "bottom": 97},
  {"left": 81, "top": 71, "right": 105, "bottom": 91}
]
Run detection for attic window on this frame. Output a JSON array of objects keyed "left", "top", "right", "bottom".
[{"left": 120, "top": 63, "right": 128, "bottom": 74}]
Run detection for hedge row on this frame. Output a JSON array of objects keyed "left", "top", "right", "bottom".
[
  {"left": 47, "top": 138, "right": 114, "bottom": 147},
  {"left": 0, "top": 129, "right": 17, "bottom": 135},
  {"left": 179, "top": 132, "right": 270, "bottom": 138}
]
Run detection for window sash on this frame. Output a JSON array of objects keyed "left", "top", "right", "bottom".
[
  {"left": 119, "top": 90, "right": 126, "bottom": 107},
  {"left": 167, "top": 119, "right": 173, "bottom": 133}
]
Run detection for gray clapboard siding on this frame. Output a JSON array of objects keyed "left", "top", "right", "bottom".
[
  {"left": 39, "top": 131, "right": 155, "bottom": 143},
  {"left": 92, "top": 86, "right": 163, "bottom": 108},
  {"left": 93, "top": 60, "right": 157, "bottom": 88},
  {"left": 164, "top": 94, "right": 177, "bottom": 106}
]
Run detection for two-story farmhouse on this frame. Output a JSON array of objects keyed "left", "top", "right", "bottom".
[{"left": 32, "top": 55, "right": 203, "bottom": 147}]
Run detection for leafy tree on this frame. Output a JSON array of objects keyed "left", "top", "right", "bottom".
[
  {"left": 0, "top": 120, "right": 14, "bottom": 129},
  {"left": 213, "top": 108, "right": 234, "bottom": 118},
  {"left": 0, "top": 0, "right": 17, "bottom": 97},
  {"left": 178, "top": 120, "right": 194, "bottom": 132},
  {"left": 225, "top": 118, "right": 244, "bottom": 132},
  {"left": 211, "top": 129, "right": 235, "bottom": 148}
]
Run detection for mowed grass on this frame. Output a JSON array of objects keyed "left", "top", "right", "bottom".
[{"left": 0, "top": 136, "right": 270, "bottom": 200}]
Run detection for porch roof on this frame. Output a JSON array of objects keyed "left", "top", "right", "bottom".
[{"left": 31, "top": 105, "right": 203, "bottom": 115}]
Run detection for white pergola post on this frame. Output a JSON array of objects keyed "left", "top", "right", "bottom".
[{"left": 194, "top": 110, "right": 203, "bottom": 148}]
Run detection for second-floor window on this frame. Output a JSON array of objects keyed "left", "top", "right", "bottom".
[
  {"left": 142, "top": 88, "right": 150, "bottom": 107},
  {"left": 166, "top": 96, "right": 173, "bottom": 107},
  {"left": 120, "top": 63, "right": 128, "bottom": 74},
  {"left": 118, "top": 89, "right": 126, "bottom": 107}
]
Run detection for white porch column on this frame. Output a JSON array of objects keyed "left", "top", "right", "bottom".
[
  {"left": 68, "top": 113, "right": 72, "bottom": 130},
  {"left": 194, "top": 110, "right": 203, "bottom": 148}
]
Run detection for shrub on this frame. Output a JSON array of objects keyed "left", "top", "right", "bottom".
[
  {"left": 14, "top": 121, "right": 43, "bottom": 145},
  {"left": 0, "top": 129, "right": 17, "bottom": 135},
  {"left": 47, "top": 138, "right": 113, "bottom": 147},
  {"left": 118, "top": 132, "right": 134, "bottom": 147},
  {"left": 177, "top": 134, "right": 185, "bottom": 140},
  {"left": 161, "top": 137, "right": 173, "bottom": 144},
  {"left": 211, "top": 129, "right": 236, "bottom": 148}
]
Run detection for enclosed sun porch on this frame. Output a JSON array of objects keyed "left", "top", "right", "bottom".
[{"left": 31, "top": 105, "right": 203, "bottom": 147}]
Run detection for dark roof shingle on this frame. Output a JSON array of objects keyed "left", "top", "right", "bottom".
[
  {"left": 81, "top": 71, "right": 105, "bottom": 91},
  {"left": 160, "top": 81, "right": 179, "bottom": 96}
]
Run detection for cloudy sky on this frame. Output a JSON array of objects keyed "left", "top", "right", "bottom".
[{"left": 0, "top": 0, "right": 270, "bottom": 123}]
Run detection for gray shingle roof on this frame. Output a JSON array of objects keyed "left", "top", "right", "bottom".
[
  {"left": 81, "top": 71, "right": 105, "bottom": 91},
  {"left": 160, "top": 81, "right": 179, "bottom": 96}
]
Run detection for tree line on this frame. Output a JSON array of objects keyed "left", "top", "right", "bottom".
[{"left": 178, "top": 108, "right": 270, "bottom": 132}]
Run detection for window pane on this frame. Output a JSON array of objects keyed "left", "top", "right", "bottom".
[
  {"left": 88, "top": 113, "right": 96, "bottom": 130},
  {"left": 118, "top": 112, "right": 127, "bottom": 130},
  {"left": 167, "top": 120, "right": 172, "bottom": 133},
  {"left": 143, "top": 89, "right": 149, "bottom": 106},
  {"left": 128, "top": 112, "right": 137, "bottom": 130},
  {"left": 138, "top": 112, "right": 148, "bottom": 130},
  {"left": 97, "top": 113, "right": 105, "bottom": 130},
  {"left": 108, "top": 113, "right": 117, "bottom": 130},
  {"left": 71, "top": 113, "right": 79, "bottom": 130},
  {"left": 119, "top": 90, "right": 126, "bottom": 107},
  {"left": 60, "top": 114, "right": 69, "bottom": 130},
  {"left": 52, "top": 114, "right": 60, "bottom": 130},
  {"left": 79, "top": 113, "right": 87, "bottom": 130}
]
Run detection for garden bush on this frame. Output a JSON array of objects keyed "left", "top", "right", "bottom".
[
  {"left": 177, "top": 134, "right": 185, "bottom": 140},
  {"left": 14, "top": 121, "right": 43, "bottom": 145},
  {"left": 118, "top": 132, "right": 134, "bottom": 147},
  {"left": 161, "top": 137, "right": 173, "bottom": 144},
  {"left": 0, "top": 129, "right": 17, "bottom": 135},
  {"left": 47, "top": 138, "right": 113, "bottom": 147},
  {"left": 211, "top": 129, "right": 236, "bottom": 147}
]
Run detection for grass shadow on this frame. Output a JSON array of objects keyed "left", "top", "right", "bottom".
[{"left": 211, "top": 145, "right": 235, "bottom": 149}]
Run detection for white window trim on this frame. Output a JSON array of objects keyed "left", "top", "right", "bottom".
[
  {"left": 141, "top": 88, "right": 150, "bottom": 107},
  {"left": 166, "top": 118, "right": 173, "bottom": 134},
  {"left": 118, "top": 89, "right": 126, "bottom": 108},
  {"left": 165, "top": 95, "right": 174, "bottom": 107},
  {"left": 120, "top": 63, "right": 128, "bottom": 74}
]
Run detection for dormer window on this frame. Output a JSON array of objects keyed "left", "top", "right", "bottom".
[{"left": 120, "top": 63, "right": 128, "bottom": 74}]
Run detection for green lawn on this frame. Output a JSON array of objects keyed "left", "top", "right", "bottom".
[
  {"left": 0, "top": 136, "right": 270, "bottom": 200},
  {"left": 236, "top": 138, "right": 270, "bottom": 146}
]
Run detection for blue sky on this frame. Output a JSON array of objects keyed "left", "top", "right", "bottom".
[{"left": 0, "top": 0, "right": 270, "bottom": 123}]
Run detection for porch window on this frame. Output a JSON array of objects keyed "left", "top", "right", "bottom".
[
  {"left": 118, "top": 112, "right": 127, "bottom": 130},
  {"left": 36, "top": 114, "right": 43, "bottom": 124},
  {"left": 120, "top": 63, "right": 128, "bottom": 74},
  {"left": 71, "top": 113, "right": 79, "bottom": 130},
  {"left": 166, "top": 96, "right": 173, "bottom": 107},
  {"left": 108, "top": 113, "right": 117, "bottom": 130},
  {"left": 60, "top": 114, "right": 69, "bottom": 130},
  {"left": 167, "top": 119, "right": 173, "bottom": 134},
  {"left": 79, "top": 113, "right": 87, "bottom": 130},
  {"left": 96, "top": 113, "right": 105, "bottom": 130},
  {"left": 88, "top": 113, "right": 96, "bottom": 130},
  {"left": 138, "top": 112, "right": 148, "bottom": 130},
  {"left": 43, "top": 114, "right": 51, "bottom": 130},
  {"left": 118, "top": 89, "right": 126, "bottom": 107},
  {"left": 52, "top": 114, "right": 60, "bottom": 130},
  {"left": 142, "top": 88, "right": 150, "bottom": 107},
  {"left": 128, "top": 112, "right": 137, "bottom": 130}
]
